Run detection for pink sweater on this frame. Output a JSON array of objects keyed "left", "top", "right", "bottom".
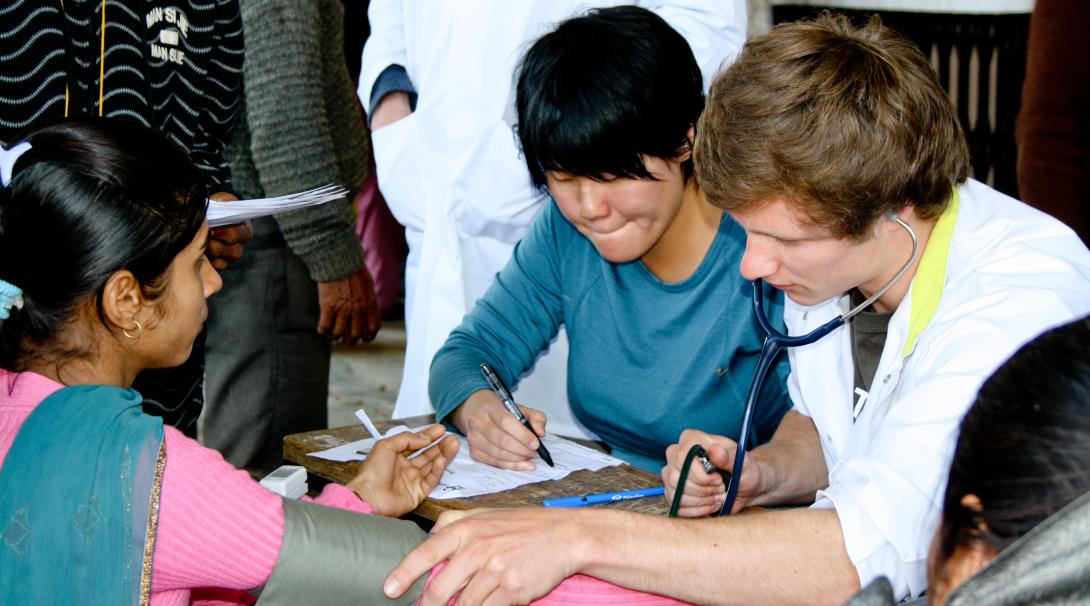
[
  {"left": 0, "top": 370, "right": 688, "bottom": 606},
  {"left": 0, "top": 370, "right": 368, "bottom": 606}
]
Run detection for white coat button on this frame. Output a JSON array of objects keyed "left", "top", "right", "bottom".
[
  {"left": 803, "top": 312, "right": 809, "bottom": 320},
  {"left": 882, "top": 374, "right": 891, "bottom": 384}
]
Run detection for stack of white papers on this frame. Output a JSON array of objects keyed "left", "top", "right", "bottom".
[
  {"left": 207, "top": 185, "right": 348, "bottom": 227},
  {"left": 308, "top": 429, "right": 625, "bottom": 500}
]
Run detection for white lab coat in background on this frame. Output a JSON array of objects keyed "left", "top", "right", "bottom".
[
  {"left": 785, "top": 179, "right": 1090, "bottom": 600},
  {"left": 360, "top": 1, "right": 746, "bottom": 433}
]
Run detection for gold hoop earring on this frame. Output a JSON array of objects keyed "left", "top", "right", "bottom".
[{"left": 123, "top": 319, "right": 143, "bottom": 340}]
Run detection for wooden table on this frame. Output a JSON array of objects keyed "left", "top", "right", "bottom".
[{"left": 284, "top": 416, "right": 669, "bottom": 520}]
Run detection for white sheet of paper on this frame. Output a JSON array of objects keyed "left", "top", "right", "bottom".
[
  {"left": 207, "top": 185, "right": 348, "bottom": 227},
  {"left": 309, "top": 424, "right": 416, "bottom": 462},
  {"left": 308, "top": 431, "right": 625, "bottom": 500}
]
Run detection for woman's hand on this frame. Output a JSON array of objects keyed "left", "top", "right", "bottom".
[
  {"left": 662, "top": 428, "right": 766, "bottom": 517},
  {"left": 347, "top": 424, "right": 460, "bottom": 517},
  {"left": 451, "top": 390, "right": 548, "bottom": 471}
]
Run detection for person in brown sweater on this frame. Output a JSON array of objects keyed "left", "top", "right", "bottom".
[
  {"left": 200, "top": 0, "right": 381, "bottom": 473},
  {"left": 1017, "top": 0, "right": 1090, "bottom": 244}
]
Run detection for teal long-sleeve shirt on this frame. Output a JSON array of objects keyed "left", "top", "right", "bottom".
[{"left": 430, "top": 200, "right": 791, "bottom": 471}]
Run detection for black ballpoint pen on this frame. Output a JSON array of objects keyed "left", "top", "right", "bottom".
[{"left": 480, "top": 363, "right": 554, "bottom": 467}]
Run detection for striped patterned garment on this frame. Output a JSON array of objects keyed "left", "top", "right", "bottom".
[{"left": 0, "top": 0, "right": 244, "bottom": 191}]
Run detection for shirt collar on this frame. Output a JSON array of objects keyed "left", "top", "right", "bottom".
[{"left": 901, "top": 187, "right": 960, "bottom": 357}]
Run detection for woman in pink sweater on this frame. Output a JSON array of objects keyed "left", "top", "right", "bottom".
[
  {"left": 0, "top": 118, "right": 462, "bottom": 605},
  {"left": 0, "top": 119, "right": 689, "bottom": 605}
]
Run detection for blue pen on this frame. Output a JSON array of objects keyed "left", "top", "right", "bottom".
[{"left": 542, "top": 486, "right": 665, "bottom": 508}]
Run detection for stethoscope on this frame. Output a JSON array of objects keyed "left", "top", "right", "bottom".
[{"left": 668, "top": 212, "right": 920, "bottom": 518}]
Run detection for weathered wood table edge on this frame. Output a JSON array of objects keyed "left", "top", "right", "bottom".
[{"left": 284, "top": 416, "right": 669, "bottom": 520}]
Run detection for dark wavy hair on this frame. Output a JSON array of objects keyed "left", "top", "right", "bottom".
[
  {"left": 0, "top": 118, "right": 207, "bottom": 370},
  {"left": 515, "top": 5, "right": 705, "bottom": 188},
  {"left": 933, "top": 316, "right": 1090, "bottom": 572}
]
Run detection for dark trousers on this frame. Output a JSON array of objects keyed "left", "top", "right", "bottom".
[{"left": 200, "top": 217, "right": 331, "bottom": 472}]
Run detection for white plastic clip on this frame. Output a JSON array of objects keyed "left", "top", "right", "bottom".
[{"left": 260, "top": 465, "right": 308, "bottom": 499}]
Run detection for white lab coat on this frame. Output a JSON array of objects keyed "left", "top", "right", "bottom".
[
  {"left": 785, "top": 179, "right": 1090, "bottom": 600},
  {"left": 360, "top": 1, "right": 746, "bottom": 432}
]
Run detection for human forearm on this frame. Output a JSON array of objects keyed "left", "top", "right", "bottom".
[
  {"left": 275, "top": 200, "right": 365, "bottom": 282},
  {"left": 428, "top": 345, "right": 496, "bottom": 426},
  {"left": 427, "top": 262, "right": 564, "bottom": 425},
  {"left": 265, "top": 499, "right": 427, "bottom": 605},
  {"left": 449, "top": 390, "right": 490, "bottom": 433},
  {"left": 577, "top": 508, "right": 859, "bottom": 606},
  {"left": 665, "top": 411, "right": 829, "bottom": 515},
  {"left": 308, "top": 483, "right": 373, "bottom": 514},
  {"left": 391, "top": 504, "right": 859, "bottom": 605},
  {"left": 237, "top": 2, "right": 369, "bottom": 279},
  {"left": 749, "top": 410, "right": 828, "bottom": 506}
]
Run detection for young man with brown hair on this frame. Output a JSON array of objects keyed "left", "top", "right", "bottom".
[{"left": 383, "top": 14, "right": 1090, "bottom": 605}]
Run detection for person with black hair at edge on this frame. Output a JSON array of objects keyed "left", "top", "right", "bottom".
[
  {"left": 0, "top": 0, "right": 249, "bottom": 434},
  {"left": 848, "top": 315, "right": 1090, "bottom": 605}
]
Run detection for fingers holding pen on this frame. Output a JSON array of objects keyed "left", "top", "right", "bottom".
[
  {"left": 466, "top": 408, "right": 540, "bottom": 471},
  {"left": 493, "top": 405, "right": 545, "bottom": 450},
  {"left": 521, "top": 406, "right": 547, "bottom": 438},
  {"left": 481, "top": 366, "right": 551, "bottom": 458},
  {"left": 455, "top": 390, "right": 549, "bottom": 471}
]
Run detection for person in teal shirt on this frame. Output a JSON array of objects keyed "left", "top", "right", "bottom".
[{"left": 428, "top": 6, "right": 790, "bottom": 473}]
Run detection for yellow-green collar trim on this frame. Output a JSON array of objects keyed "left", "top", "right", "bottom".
[{"left": 901, "top": 188, "right": 960, "bottom": 357}]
